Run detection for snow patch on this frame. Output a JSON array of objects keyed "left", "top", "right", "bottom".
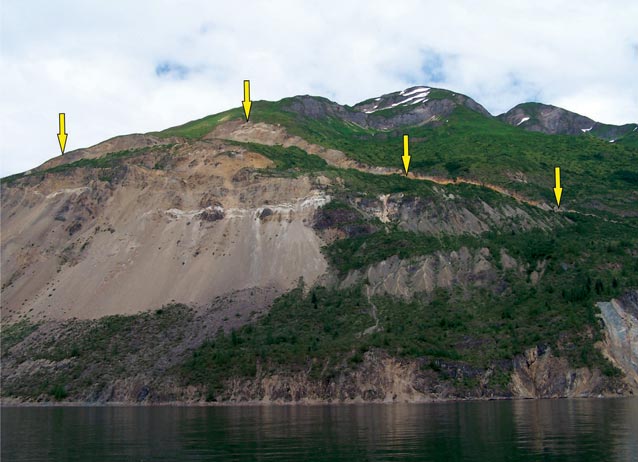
[
  {"left": 610, "top": 139, "right": 615, "bottom": 143},
  {"left": 581, "top": 126, "right": 594, "bottom": 133},
  {"left": 400, "top": 87, "right": 430, "bottom": 97},
  {"left": 391, "top": 90, "right": 431, "bottom": 107},
  {"left": 364, "top": 88, "right": 430, "bottom": 113},
  {"left": 517, "top": 117, "right": 530, "bottom": 126}
]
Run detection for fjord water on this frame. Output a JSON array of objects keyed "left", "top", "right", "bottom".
[{"left": 2, "top": 399, "right": 637, "bottom": 461}]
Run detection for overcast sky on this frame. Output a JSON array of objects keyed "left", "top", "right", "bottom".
[{"left": 1, "top": 1, "right": 637, "bottom": 176}]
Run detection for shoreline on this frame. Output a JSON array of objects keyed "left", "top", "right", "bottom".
[{"left": 2, "top": 394, "right": 630, "bottom": 408}]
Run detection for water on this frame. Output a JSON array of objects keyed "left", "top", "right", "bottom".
[{"left": 2, "top": 399, "right": 637, "bottom": 461}]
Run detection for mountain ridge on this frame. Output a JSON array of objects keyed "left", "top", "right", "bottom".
[
  {"left": 497, "top": 101, "right": 638, "bottom": 140},
  {"left": 6, "top": 85, "right": 637, "bottom": 179}
]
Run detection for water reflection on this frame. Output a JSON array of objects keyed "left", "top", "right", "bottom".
[
  {"left": 511, "top": 398, "right": 635, "bottom": 461},
  {"left": 2, "top": 399, "right": 637, "bottom": 461}
]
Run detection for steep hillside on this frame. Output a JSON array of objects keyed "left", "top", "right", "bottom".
[
  {"left": 1, "top": 141, "right": 329, "bottom": 320},
  {"left": 155, "top": 92, "right": 638, "bottom": 216},
  {"left": 498, "top": 102, "right": 638, "bottom": 142},
  {"left": 2, "top": 87, "right": 638, "bottom": 404}
]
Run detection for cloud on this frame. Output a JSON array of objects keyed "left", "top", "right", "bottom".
[
  {"left": 420, "top": 50, "right": 447, "bottom": 84},
  {"left": 1, "top": 0, "right": 637, "bottom": 176},
  {"left": 155, "top": 61, "right": 192, "bottom": 80}
]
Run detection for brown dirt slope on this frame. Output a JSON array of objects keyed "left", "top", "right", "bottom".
[{"left": 2, "top": 139, "right": 329, "bottom": 321}]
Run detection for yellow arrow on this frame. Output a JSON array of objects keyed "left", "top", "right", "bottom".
[
  {"left": 402, "top": 134, "right": 411, "bottom": 174},
  {"left": 554, "top": 166, "right": 563, "bottom": 207},
  {"left": 242, "top": 80, "right": 252, "bottom": 122},
  {"left": 57, "top": 113, "right": 68, "bottom": 154}
]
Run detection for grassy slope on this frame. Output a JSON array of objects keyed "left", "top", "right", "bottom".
[
  {"left": 10, "top": 95, "right": 635, "bottom": 217},
  {"left": 298, "top": 106, "right": 638, "bottom": 215},
  {"left": 616, "top": 130, "right": 638, "bottom": 149},
  {"left": 152, "top": 98, "right": 638, "bottom": 216}
]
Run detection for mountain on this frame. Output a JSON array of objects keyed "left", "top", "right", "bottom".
[
  {"left": 498, "top": 102, "right": 638, "bottom": 142},
  {"left": 2, "top": 87, "right": 638, "bottom": 404}
]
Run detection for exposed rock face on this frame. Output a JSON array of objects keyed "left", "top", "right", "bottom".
[
  {"left": 226, "top": 351, "right": 428, "bottom": 403},
  {"left": 1, "top": 140, "right": 330, "bottom": 320},
  {"left": 499, "top": 103, "right": 596, "bottom": 135},
  {"left": 276, "top": 87, "right": 492, "bottom": 132},
  {"left": 285, "top": 95, "right": 368, "bottom": 126},
  {"left": 357, "top": 193, "right": 558, "bottom": 236},
  {"left": 597, "top": 291, "right": 638, "bottom": 388},
  {"left": 498, "top": 103, "right": 638, "bottom": 140},
  {"left": 351, "top": 87, "right": 492, "bottom": 130},
  {"left": 312, "top": 204, "right": 376, "bottom": 243},
  {"left": 510, "top": 294, "right": 638, "bottom": 398},
  {"left": 212, "top": 120, "right": 564, "bottom": 234},
  {"left": 0, "top": 118, "right": 559, "bottom": 323},
  {"left": 201, "top": 350, "right": 511, "bottom": 403},
  {"left": 197, "top": 206, "right": 225, "bottom": 222},
  {"left": 341, "top": 248, "right": 502, "bottom": 299},
  {"left": 209, "top": 120, "right": 363, "bottom": 170},
  {"left": 286, "top": 90, "right": 636, "bottom": 142},
  {"left": 510, "top": 345, "right": 605, "bottom": 398}
]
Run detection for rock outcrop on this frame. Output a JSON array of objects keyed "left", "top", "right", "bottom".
[
  {"left": 510, "top": 345, "right": 605, "bottom": 398},
  {"left": 597, "top": 291, "right": 638, "bottom": 388},
  {"left": 498, "top": 102, "right": 638, "bottom": 140},
  {"left": 341, "top": 247, "right": 503, "bottom": 299}
]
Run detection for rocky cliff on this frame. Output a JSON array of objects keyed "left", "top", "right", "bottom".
[{"left": 597, "top": 291, "right": 638, "bottom": 388}]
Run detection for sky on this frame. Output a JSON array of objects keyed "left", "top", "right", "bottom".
[{"left": 1, "top": 1, "right": 637, "bottom": 176}]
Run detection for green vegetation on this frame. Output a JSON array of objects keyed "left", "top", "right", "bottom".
[
  {"left": 48, "top": 148, "right": 148, "bottom": 173},
  {"left": 8, "top": 91, "right": 634, "bottom": 217},
  {"left": 299, "top": 106, "right": 638, "bottom": 213},
  {"left": 1, "top": 320, "right": 38, "bottom": 356},
  {"left": 1, "top": 144, "right": 178, "bottom": 184},
  {"left": 3, "top": 90, "right": 637, "bottom": 401},
  {"left": 154, "top": 109, "right": 243, "bottom": 139},
  {"left": 238, "top": 142, "right": 328, "bottom": 175},
  {"left": 325, "top": 228, "right": 475, "bottom": 274},
  {"left": 49, "top": 384, "right": 68, "bottom": 400},
  {"left": 31, "top": 305, "right": 193, "bottom": 363},
  {"left": 1, "top": 305, "right": 194, "bottom": 400},
  {"left": 152, "top": 94, "right": 638, "bottom": 215},
  {"left": 424, "top": 88, "right": 455, "bottom": 100},
  {"left": 0, "top": 172, "right": 26, "bottom": 185},
  {"left": 238, "top": 140, "right": 441, "bottom": 197},
  {"left": 616, "top": 130, "right": 638, "bottom": 149},
  {"left": 182, "top": 208, "right": 638, "bottom": 398}
]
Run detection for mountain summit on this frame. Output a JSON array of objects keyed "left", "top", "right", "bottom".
[
  {"left": 498, "top": 102, "right": 638, "bottom": 140},
  {"left": 256, "top": 86, "right": 491, "bottom": 133}
]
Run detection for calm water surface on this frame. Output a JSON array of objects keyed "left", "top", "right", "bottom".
[{"left": 2, "top": 399, "right": 637, "bottom": 461}]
